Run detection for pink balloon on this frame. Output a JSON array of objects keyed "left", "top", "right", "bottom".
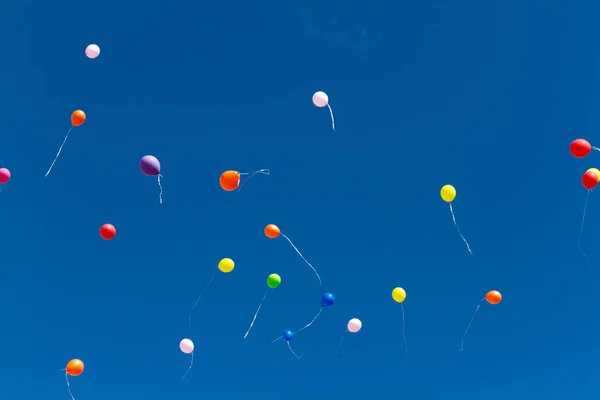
[
  {"left": 85, "top": 44, "right": 100, "bottom": 59},
  {"left": 347, "top": 318, "right": 362, "bottom": 333},
  {"left": 179, "top": 338, "right": 194, "bottom": 354},
  {"left": 312, "top": 91, "right": 329, "bottom": 108},
  {"left": 0, "top": 168, "right": 11, "bottom": 184}
]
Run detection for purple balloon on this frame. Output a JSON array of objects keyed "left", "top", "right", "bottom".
[{"left": 140, "top": 155, "right": 160, "bottom": 176}]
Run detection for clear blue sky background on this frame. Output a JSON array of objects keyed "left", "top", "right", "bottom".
[{"left": 1, "top": 0, "right": 599, "bottom": 399}]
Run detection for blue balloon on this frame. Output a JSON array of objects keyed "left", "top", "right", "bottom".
[
  {"left": 283, "top": 330, "right": 293, "bottom": 341},
  {"left": 321, "top": 292, "right": 335, "bottom": 307}
]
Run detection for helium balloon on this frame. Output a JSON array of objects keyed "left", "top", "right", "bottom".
[
  {"left": 100, "top": 224, "right": 116, "bottom": 240},
  {"left": 312, "top": 91, "right": 336, "bottom": 131},
  {"left": 392, "top": 287, "right": 408, "bottom": 357},
  {"left": 347, "top": 318, "right": 362, "bottom": 333},
  {"left": 264, "top": 224, "right": 322, "bottom": 285},
  {"left": 44, "top": 110, "right": 87, "bottom": 177},
  {"left": 587, "top": 168, "right": 600, "bottom": 182},
  {"left": 578, "top": 171, "right": 598, "bottom": 258},
  {"left": 267, "top": 273, "right": 281, "bottom": 289},
  {"left": 180, "top": 338, "right": 195, "bottom": 380},
  {"left": 392, "top": 287, "right": 406, "bottom": 303},
  {"left": 66, "top": 359, "right": 84, "bottom": 376},
  {"left": 85, "top": 44, "right": 100, "bottom": 59},
  {"left": 219, "top": 169, "right": 269, "bottom": 192},
  {"left": 459, "top": 290, "right": 502, "bottom": 351},
  {"left": 570, "top": 139, "right": 593, "bottom": 158},
  {"left": 321, "top": 292, "right": 335, "bottom": 307},
  {"left": 139, "top": 155, "right": 163, "bottom": 204},
  {"left": 218, "top": 258, "right": 234, "bottom": 273},
  {"left": 582, "top": 171, "right": 598, "bottom": 189},
  {"left": 0, "top": 168, "right": 10, "bottom": 184},
  {"left": 440, "top": 184, "right": 473, "bottom": 255},
  {"left": 280, "top": 330, "right": 303, "bottom": 359},
  {"left": 243, "top": 273, "right": 282, "bottom": 339},
  {"left": 485, "top": 290, "right": 502, "bottom": 305}
]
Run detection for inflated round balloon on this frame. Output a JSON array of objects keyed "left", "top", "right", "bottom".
[
  {"left": 264, "top": 224, "right": 280, "bottom": 239},
  {"left": 267, "top": 273, "right": 281, "bottom": 289},
  {"left": 392, "top": 287, "right": 406, "bottom": 303},
  {"left": 321, "top": 292, "right": 335, "bottom": 307},
  {"left": 71, "top": 110, "right": 86, "bottom": 127},
  {"left": 570, "top": 139, "right": 592, "bottom": 158},
  {"left": 100, "top": 224, "right": 116, "bottom": 240},
  {"left": 220, "top": 170, "right": 240, "bottom": 191},
  {"left": 218, "top": 258, "right": 234, "bottom": 273},
  {"left": 180, "top": 338, "right": 194, "bottom": 354},
  {"left": 440, "top": 185, "right": 456, "bottom": 203},
  {"left": 587, "top": 168, "right": 600, "bottom": 182},
  {"left": 347, "top": 318, "right": 362, "bottom": 333},
  {"left": 312, "top": 91, "right": 329, "bottom": 108},
  {"left": 0, "top": 168, "right": 11, "bottom": 184},
  {"left": 140, "top": 155, "right": 161, "bottom": 176},
  {"left": 66, "top": 359, "right": 84, "bottom": 376},
  {"left": 485, "top": 290, "right": 502, "bottom": 305},
  {"left": 283, "top": 330, "right": 293, "bottom": 341},
  {"left": 85, "top": 44, "right": 100, "bottom": 59},
  {"left": 582, "top": 171, "right": 598, "bottom": 189}
]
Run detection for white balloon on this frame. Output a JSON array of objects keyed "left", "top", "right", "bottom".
[
  {"left": 312, "top": 91, "right": 329, "bottom": 107},
  {"left": 85, "top": 44, "right": 100, "bottom": 59},
  {"left": 179, "top": 338, "right": 194, "bottom": 354},
  {"left": 347, "top": 318, "right": 362, "bottom": 333}
]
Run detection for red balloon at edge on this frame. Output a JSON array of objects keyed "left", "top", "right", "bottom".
[
  {"left": 582, "top": 171, "right": 598, "bottom": 189},
  {"left": 570, "top": 139, "right": 592, "bottom": 158},
  {"left": 100, "top": 224, "right": 116, "bottom": 240}
]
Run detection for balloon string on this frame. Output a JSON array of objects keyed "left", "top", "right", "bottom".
[
  {"left": 243, "top": 289, "right": 269, "bottom": 339},
  {"left": 459, "top": 298, "right": 483, "bottom": 352},
  {"left": 45, "top": 126, "right": 73, "bottom": 177},
  {"left": 188, "top": 275, "right": 215, "bottom": 332},
  {"left": 593, "top": 147, "right": 600, "bottom": 151},
  {"left": 294, "top": 307, "right": 322, "bottom": 335},
  {"left": 157, "top": 174, "right": 163, "bottom": 204},
  {"left": 326, "top": 104, "right": 335, "bottom": 132},
  {"left": 181, "top": 352, "right": 194, "bottom": 380},
  {"left": 449, "top": 203, "right": 473, "bottom": 255},
  {"left": 280, "top": 233, "right": 323, "bottom": 285},
  {"left": 578, "top": 190, "right": 591, "bottom": 260},
  {"left": 333, "top": 333, "right": 346, "bottom": 360},
  {"left": 64, "top": 371, "right": 76, "bottom": 400},
  {"left": 286, "top": 341, "right": 304, "bottom": 359},
  {"left": 400, "top": 303, "right": 408, "bottom": 361},
  {"left": 237, "top": 169, "right": 270, "bottom": 195}
]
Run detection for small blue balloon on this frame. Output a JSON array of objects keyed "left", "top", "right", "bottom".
[
  {"left": 321, "top": 292, "right": 335, "bottom": 307},
  {"left": 283, "top": 330, "right": 293, "bottom": 341}
]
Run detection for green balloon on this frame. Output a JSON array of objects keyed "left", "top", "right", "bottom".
[{"left": 267, "top": 273, "right": 281, "bottom": 289}]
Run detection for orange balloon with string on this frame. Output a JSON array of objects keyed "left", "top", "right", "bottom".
[{"left": 66, "top": 359, "right": 84, "bottom": 376}]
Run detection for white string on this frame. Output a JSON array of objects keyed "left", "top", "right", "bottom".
[
  {"left": 280, "top": 233, "right": 322, "bottom": 285},
  {"left": 45, "top": 127, "right": 73, "bottom": 177},
  {"left": 593, "top": 146, "right": 600, "bottom": 151},
  {"left": 578, "top": 189, "right": 591, "bottom": 260},
  {"left": 188, "top": 275, "right": 215, "bottom": 332},
  {"left": 272, "top": 307, "right": 323, "bottom": 343},
  {"left": 449, "top": 203, "right": 473, "bottom": 255},
  {"left": 181, "top": 352, "right": 194, "bottom": 380},
  {"left": 326, "top": 104, "right": 335, "bottom": 132},
  {"left": 243, "top": 289, "right": 269, "bottom": 338},
  {"left": 286, "top": 341, "right": 304, "bottom": 359},
  {"left": 333, "top": 333, "right": 346, "bottom": 360},
  {"left": 237, "top": 169, "right": 270, "bottom": 194},
  {"left": 400, "top": 303, "right": 408, "bottom": 360},
  {"left": 64, "top": 371, "right": 75, "bottom": 400},
  {"left": 157, "top": 174, "right": 163, "bottom": 204},
  {"left": 459, "top": 298, "right": 483, "bottom": 351}
]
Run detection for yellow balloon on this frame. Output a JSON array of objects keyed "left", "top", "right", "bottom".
[
  {"left": 218, "top": 258, "right": 234, "bottom": 273},
  {"left": 587, "top": 168, "right": 600, "bottom": 182},
  {"left": 392, "top": 287, "right": 406, "bottom": 303},
  {"left": 440, "top": 184, "right": 456, "bottom": 203}
]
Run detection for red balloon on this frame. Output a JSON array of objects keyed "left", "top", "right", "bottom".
[
  {"left": 582, "top": 171, "right": 598, "bottom": 189},
  {"left": 570, "top": 139, "right": 592, "bottom": 158},
  {"left": 100, "top": 224, "right": 116, "bottom": 240}
]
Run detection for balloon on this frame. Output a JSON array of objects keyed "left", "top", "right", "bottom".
[
  {"left": 100, "top": 224, "right": 116, "bottom": 240},
  {"left": 582, "top": 171, "right": 598, "bottom": 189},
  {"left": 267, "top": 273, "right": 281, "bottom": 288},
  {"left": 347, "top": 318, "right": 362, "bottom": 333},
  {"left": 71, "top": 110, "right": 86, "bottom": 127},
  {"left": 312, "top": 91, "right": 329, "bottom": 107},
  {"left": 321, "top": 292, "right": 335, "bottom": 307},
  {"left": 485, "top": 290, "right": 502, "bottom": 305},
  {"left": 392, "top": 287, "right": 406, "bottom": 303},
  {"left": 85, "top": 44, "right": 100, "bottom": 59},
  {"left": 440, "top": 184, "right": 456, "bottom": 203},
  {"left": 220, "top": 170, "right": 240, "bottom": 191},
  {"left": 180, "top": 338, "right": 194, "bottom": 354},
  {"left": 283, "top": 330, "right": 293, "bottom": 341},
  {"left": 66, "top": 359, "right": 84, "bottom": 376},
  {"left": 0, "top": 168, "right": 11, "bottom": 184},
  {"left": 587, "top": 168, "right": 600, "bottom": 182},
  {"left": 570, "top": 139, "right": 592, "bottom": 158},
  {"left": 264, "top": 224, "right": 280, "bottom": 239},
  {"left": 218, "top": 258, "right": 234, "bottom": 273},
  {"left": 139, "top": 155, "right": 161, "bottom": 176}
]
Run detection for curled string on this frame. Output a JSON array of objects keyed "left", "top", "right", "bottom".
[
  {"left": 272, "top": 307, "right": 323, "bottom": 343},
  {"left": 578, "top": 189, "right": 591, "bottom": 260},
  {"left": 243, "top": 289, "right": 269, "bottom": 339},
  {"left": 237, "top": 169, "right": 270, "bottom": 195},
  {"left": 449, "top": 203, "right": 473, "bottom": 255},
  {"left": 64, "top": 371, "right": 75, "bottom": 400},
  {"left": 188, "top": 275, "right": 215, "bottom": 332},
  {"left": 459, "top": 298, "right": 483, "bottom": 352},
  {"left": 326, "top": 104, "right": 335, "bottom": 132},
  {"left": 593, "top": 147, "right": 600, "bottom": 151},
  {"left": 286, "top": 341, "right": 304, "bottom": 359},
  {"left": 400, "top": 303, "right": 408, "bottom": 362},
  {"left": 181, "top": 352, "right": 194, "bottom": 380},
  {"left": 280, "top": 233, "right": 322, "bottom": 285},
  {"left": 157, "top": 174, "right": 163, "bottom": 204},
  {"left": 45, "top": 126, "right": 73, "bottom": 177}
]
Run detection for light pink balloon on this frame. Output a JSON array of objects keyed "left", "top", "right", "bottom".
[
  {"left": 180, "top": 338, "right": 194, "bottom": 354},
  {"left": 312, "top": 91, "right": 329, "bottom": 108},
  {"left": 347, "top": 318, "right": 362, "bottom": 333},
  {"left": 85, "top": 44, "right": 100, "bottom": 59},
  {"left": 0, "top": 168, "right": 10, "bottom": 184}
]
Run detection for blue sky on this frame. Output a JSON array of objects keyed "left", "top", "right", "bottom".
[{"left": 1, "top": 0, "right": 600, "bottom": 399}]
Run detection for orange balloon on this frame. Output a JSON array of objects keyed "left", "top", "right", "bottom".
[
  {"left": 66, "top": 359, "right": 84, "bottom": 376},
  {"left": 485, "top": 290, "right": 502, "bottom": 305},
  {"left": 220, "top": 170, "right": 240, "bottom": 191},
  {"left": 264, "top": 224, "right": 280, "bottom": 239},
  {"left": 71, "top": 110, "right": 86, "bottom": 127}
]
